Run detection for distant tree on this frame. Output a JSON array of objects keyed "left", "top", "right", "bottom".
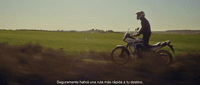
[{"left": 106, "top": 30, "right": 114, "bottom": 32}]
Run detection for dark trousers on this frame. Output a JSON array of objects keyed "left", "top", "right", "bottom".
[
  {"left": 143, "top": 34, "right": 151, "bottom": 47},
  {"left": 135, "top": 34, "right": 151, "bottom": 58}
]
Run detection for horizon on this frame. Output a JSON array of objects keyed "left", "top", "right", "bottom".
[
  {"left": 1, "top": 0, "right": 200, "bottom": 31},
  {"left": 1, "top": 28, "right": 200, "bottom": 32}
]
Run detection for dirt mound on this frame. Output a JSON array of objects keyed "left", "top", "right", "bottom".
[{"left": 0, "top": 42, "right": 200, "bottom": 85}]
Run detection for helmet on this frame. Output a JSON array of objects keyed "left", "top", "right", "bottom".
[{"left": 135, "top": 11, "right": 145, "bottom": 20}]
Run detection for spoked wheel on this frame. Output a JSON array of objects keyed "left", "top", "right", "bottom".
[
  {"left": 156, "top": 50, "right": 173, "bottom": 65},
  {"left": 111, "top": 47, "right": 129, "bottom": 65}
]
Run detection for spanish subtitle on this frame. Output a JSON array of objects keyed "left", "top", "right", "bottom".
[{"left": 57, "top": 80, "right": 143, "bottom": 84}]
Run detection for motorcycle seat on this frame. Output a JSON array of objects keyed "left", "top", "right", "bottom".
[{"left": 150, "top": 42, "right": 161, "bottom": 47}]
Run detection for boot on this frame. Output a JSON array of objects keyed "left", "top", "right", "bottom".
[{"left": 136, "top": 51, "right": 142, "bottom": 59}]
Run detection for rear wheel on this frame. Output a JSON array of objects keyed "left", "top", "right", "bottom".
[
  {"left": 111, "top": 47, "right": 129, "bottom": 65},
  {"left": 156, "top": 50, "right": 173, "bottom": 65}
]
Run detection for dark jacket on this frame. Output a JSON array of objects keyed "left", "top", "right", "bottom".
[
  {"left": 136, "top": 17, "right": 151, "bottom": 47},
  {"left": 137, "top": 18, "right": 151, "bottom": 36}
]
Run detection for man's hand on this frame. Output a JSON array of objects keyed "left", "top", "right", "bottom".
[{"left": 135, "top": 27, "right": 139, "bottom": 31}]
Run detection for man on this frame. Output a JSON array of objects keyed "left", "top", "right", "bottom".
[
  {"left": 135, "top": 11, "right": 151, "bottom": 47},
  {"left": 130, "top": 11, "right": 151, "bottom": 59}
]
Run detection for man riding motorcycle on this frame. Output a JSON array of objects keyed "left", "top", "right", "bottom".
[{"left": 130, "top": 11, "right": 152, "bottom": 58}]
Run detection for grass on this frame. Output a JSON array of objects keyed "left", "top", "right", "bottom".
[{"left": 0, "top": 30, "right": 199, "bottom": 56}]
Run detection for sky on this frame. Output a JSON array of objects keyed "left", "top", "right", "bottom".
[{"left": 0, "top": 0, "right": 200, "bottom": 31}]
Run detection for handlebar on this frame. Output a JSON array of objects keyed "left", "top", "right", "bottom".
[
  {"left": 123, "top": 28, "right": 139, "bottom": 41},
  {"left": 126, "top": 33, "right": 135, "bottom": 39},
  {"left": 132, "top": 34, "right": 137, "bottom": 37}
]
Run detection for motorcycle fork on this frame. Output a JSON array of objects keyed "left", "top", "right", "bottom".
[{"left": 120, "top": 44, "right": 129, "bottom": 55}]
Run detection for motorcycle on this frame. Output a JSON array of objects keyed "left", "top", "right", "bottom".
[{"left": 111, "top": 28, "right": 175, "bottom": 65}]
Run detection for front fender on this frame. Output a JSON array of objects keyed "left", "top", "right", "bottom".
[
  {"left": 116, "top": 45, "right": 126, "bottom": 48},
  {"left": 114, "top": 45, "right": 130, "bottom": 56},
  {"left": 168, "top": 45, "right": 175, "bottom": 54}
]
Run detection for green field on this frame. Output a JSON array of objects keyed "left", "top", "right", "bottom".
[{"left": 0, "top": 30, "right": 199, "bottom": 56}]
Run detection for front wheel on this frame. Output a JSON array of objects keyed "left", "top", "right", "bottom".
[
  {"left": 111, "top": 47, "right": 129, "bottom": 65},
  {"left": 156, "top": 50, "right": 173, "bottom": 65}
]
